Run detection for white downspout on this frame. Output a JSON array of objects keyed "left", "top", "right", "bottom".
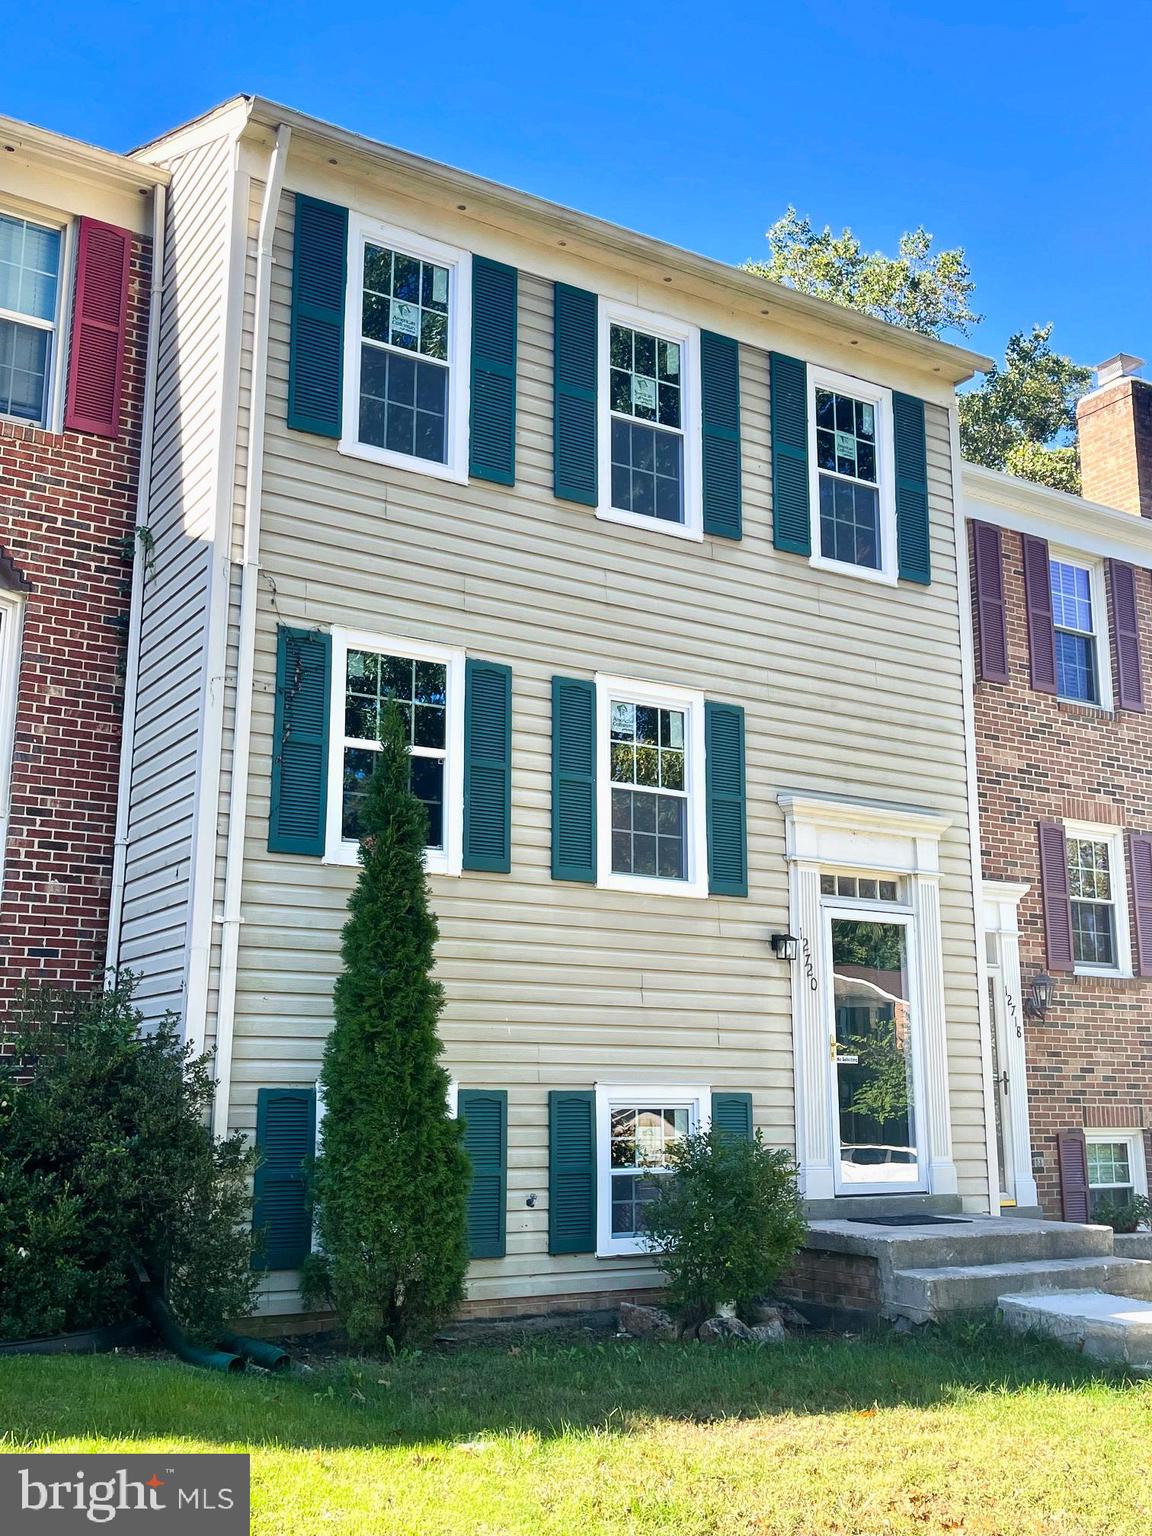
[
  {"left": 949, "top": 402, "right": 1002, "bottom": 1217},
  {"left": 105, "top": 181, "right": 167, "bottom": 981},
  {"left": 211, "top": 123, "right": 291, "bottom": 1138}
]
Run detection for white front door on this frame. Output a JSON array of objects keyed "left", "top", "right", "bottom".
[
  {"left": 986, "top": 961, "right": 1017, "bottom": 1206},
  {"left": 982, "top": 884, "right": 1040, "bottom": 1214},
  {"left": 823, "top": 905, "right": 928, "bottom": 1196}
]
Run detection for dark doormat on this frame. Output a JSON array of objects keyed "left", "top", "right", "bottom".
[{"left": 845, "top": 1215, "right": 973, "bottom": 1227}]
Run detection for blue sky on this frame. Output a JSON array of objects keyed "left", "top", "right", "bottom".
[{"left": 4, "top": 0, "right": 1147, "bottom": 376}]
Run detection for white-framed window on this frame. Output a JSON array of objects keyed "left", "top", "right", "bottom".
[
  {"left": 595, "top": 1082, "right": 709, "bottom": 1256},
  {"left": 0, "top": 210, "right": 65, "bottom": 429},
  {"left": 341, "top": 215, "right": 471, "bottom": 483},
  {"left": 819, "top": 872, "right": 905, "bottom": 903},
  {"left": 595, "top": 674, "right": 707, "bottom": 898},
  {"left": 0, "top": 591, "right": 24, "bottom": 894},
  {"left": 1085, "top": 1130, "right": 1148, "bottom": 1220},
  {"left": 1050, "top": 554, "right": 1111, "bottom": 708},
  {"left": 598, "top": 300, "right": 702, "bottom": 541},
  {"left": 325, "top": 629, "right": 465, "bottom": 875},
  {"left": 808, "top": 365, "right": 897, "bottom": 584},
  {"left": 1065, "top": 821, "right": 1131, "bottom": 976}
]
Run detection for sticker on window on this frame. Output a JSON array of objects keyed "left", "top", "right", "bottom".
[
  {"left": 391, "top": 299, "right": 420, "bottom": 338},
  {"left": 835, "top": 430, "right": 856, "bottom": 462},
  {"left": 860, "top": 403, "right": 875, "bottom": 437},
  {"left": 432, "top": 266, "right": 449, "bottom": 305},
  {"left": 632, "top": 375, "right": 657, "bottom": 411}
]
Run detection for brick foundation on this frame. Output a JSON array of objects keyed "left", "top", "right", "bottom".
[
  {"left": 777, "top": 1247, "right": 882, "bottom": 1313},
  {"left": 0, "top": 236, "right": 150, "bottom": 1007}
]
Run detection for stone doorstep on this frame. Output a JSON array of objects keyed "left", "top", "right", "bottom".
[
  {"left": 998, "top": 1290, "right": 1152, "bottom": 1372},
  {"left": 889, "top": 1256, "right": 1152, "bottom": 1323},
  {"left": 804, "top": 1216, "right": 1115, "bottom": 1277}
]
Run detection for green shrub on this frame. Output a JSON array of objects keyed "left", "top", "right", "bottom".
[
  {"left": 640, "top": 1128, "right": 807, "bottom": 1325},
  {"left": 0, "top": 977, "right": 257, "bottom": 1344},
  {"left": 1091, "top": 1193, "right": 1151, "bottom": 1234},
  {"left": 305, "top": 702, "right": 471, "bottom": 1350}
]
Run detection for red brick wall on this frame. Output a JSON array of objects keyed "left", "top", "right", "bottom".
[
  {"left": 0, "top": 235, "right": 150, "bottom": 1008},
  {"left": 1078, "top": 378, "right": 1152, "bottom": 519},
  {"left": 972, "top": 524, "right": 1152, "bottom": 1216}
]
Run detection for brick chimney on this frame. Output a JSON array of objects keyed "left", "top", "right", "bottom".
[{"left": 1077, "top": 354, "right": 1152, "bottom": 516}]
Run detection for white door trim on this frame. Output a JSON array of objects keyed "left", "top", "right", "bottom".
[{"left": 982, "top": 880, "right": 1039, "bottom": 1211}]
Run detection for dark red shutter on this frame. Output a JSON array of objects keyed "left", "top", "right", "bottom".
[
  {"left": 64, "top": 217, "right": 132, "bottom": 439},
  {"left": 1022, "top": 534, "right": 1057, "bottom": 694},
  {"left": 1038, "top": 820, "right": 1074, "bottom": 973},
  {"left": 1109, "top": 561, "right": 1145, "bottom": 712},
  {"left": 1130, "top": 833, "right": 1152, "bottom": 977},
  {"left": 972, "top": 522, "right": 1009, "bottom": 683},
  {"left": 1057, "top": 1129, "right": 1091, "bottom": 1223}
]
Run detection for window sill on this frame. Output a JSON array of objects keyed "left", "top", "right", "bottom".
[
  {"left": 337, "top": 438, "right": 469, "bottom": 485},
  {"left": 596, "top": 505, "right": 703, "bottom": 542},
  {"left": 1057, "top": 698, "right": 1114, "bottom": 717},
  {"left": 1073, "top": 965, "right": 1134, "bottom": 981},
  {"left": 597, "top": 1240, "right": 659, "bottom": 1259},
  {"left": 808, "top": 553, "right": 897, "bottom": 587},
  {"left": 325, "top": 843, "right": 459, "bottom": 877},
  {"left": 597, "top": 871, "right": 708, "bottom": 900}
]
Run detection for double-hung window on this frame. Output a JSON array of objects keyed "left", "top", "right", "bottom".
[
  {"left": 808, "top": 366, "right": 896, "bottom": 583},
  {"left": 1066, "top": 822, "right": 1130, "bottom": 975},
  {"left": 1085, "top": 1131, "right": 1148, "bottom": 1220},
  {"left": 343, "top": 216, "right": 471, "bottom": 482},
  {"left": 599, "top": 302, "right": 701, "bottom": 540},
  {"left": 326, "top": 630, "right": 465, "bottom": 874},
  {"left": 0, "top": 212, "right": 63, "bottom": 428},
  {"left": 595, "top": 1083, "right": 709, "bottom": 1256},
  {"left": 1050, "top": 557, "right": 1107, "bottom": 706},
  {"left": 595, "top": 675, "right": 707, "bottom": 897}
]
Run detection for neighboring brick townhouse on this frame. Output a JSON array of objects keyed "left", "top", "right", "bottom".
[
  {"left": 0, "top": 118, "right": 165, "bottom": 1005},
  {"left": 967, "top": 356, "right": 1152, "bottom": 1224}
]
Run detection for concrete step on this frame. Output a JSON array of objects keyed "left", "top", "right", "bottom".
[
  {"left": 889, "top": 1256, "right": 1152, "bottom": 1321},
  {"left": 807, "top": 1216, "right": 1115, "bottom": 1275},
  {"left": 999, "top": 1290, "right": 1152, "bottom": 1372}
]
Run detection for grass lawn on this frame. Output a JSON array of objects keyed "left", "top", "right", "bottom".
[{"left": 1, "top": 1325, "right": 1150, "bottom": 1535}]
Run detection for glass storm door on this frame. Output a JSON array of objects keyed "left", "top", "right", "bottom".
[
  {"left": 827, "top": 913, "right": 923, "bottom": 1194},
  {"left": 986, "top": 959, "right": 1017, "bottom": 1207}
]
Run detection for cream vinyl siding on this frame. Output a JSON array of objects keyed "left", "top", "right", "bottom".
[
  {"left": 224, "top": 186, "right": 984, "bottom": 1313},
  {"left": 117, "top": 134, "right": 235, "bottom": 1020}
]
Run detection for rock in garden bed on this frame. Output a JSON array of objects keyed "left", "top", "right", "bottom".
[{"left": 618, "top": 1300, "right": 791, "bottom": 1345}]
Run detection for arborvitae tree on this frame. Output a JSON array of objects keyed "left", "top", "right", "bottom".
[{"left": 307, "top": 702, "right": 470, "bottom": 1349}]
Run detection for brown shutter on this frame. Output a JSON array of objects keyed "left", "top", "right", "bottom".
[
  {"left": 1109, "top": 561, "right": 1145, "bottom": 712},
  {"left": 1057, "top": 1129, "right": 1091, "bottom": 1223},
  {"left": 1022, "top": 534, "right": 1057, "bottom": 694},
  {"left": 1130, "top": 833, "right": 1152, "bottom": 977},
  {"left": 972, "top": 522, "right": 1009, "bottom": 683},
  {"left": 64, "top": 217, "right": 132, "bottom": 439},
  {"left": 1038, "top": 820, "right": 1074, "bottom": 973}
]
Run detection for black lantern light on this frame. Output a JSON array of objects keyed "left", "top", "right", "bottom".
[
  {"left": 1024, "top": 972, "right": 1055, "bottom": 1020},
  {"left": 770, "top": 932, "right": 799, "bottom": 962}
]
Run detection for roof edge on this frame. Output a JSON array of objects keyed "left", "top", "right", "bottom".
[
  {"left": 0, "top": 114, "right": 168, "bottom": 188},
  {"left": 962, "top": 459, "right": 1152, "bottom": 549}
]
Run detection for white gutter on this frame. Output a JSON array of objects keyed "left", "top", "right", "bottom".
[
  {"left": 949, "top": 406, "right": 1002, "bottom": 1217},
  {"left": 105, "top": 180, "right": 167, "bottom": 982},
  {"left": 210, "top": 122, "right": 291, "bottom": 1137}
]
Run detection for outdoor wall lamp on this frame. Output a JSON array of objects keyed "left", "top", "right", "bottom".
[
  {"left": 1024, "top": 972, "right": 1055, "bottom": 1020},
  {"left": 771, "top": 933, "right": 799, "bottom": 962}
]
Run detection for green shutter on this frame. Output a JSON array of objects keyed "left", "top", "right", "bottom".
[
  {"left": 252, "top": 1087, "right": 316, "bottom": 1270},
  {"left": 288, "top": 196, "right": 347, "bottom": 438},
  {"left": 705, "top": 700, "right": 747, "bottom": 897},
  {"left": 711, "top": 1091, "right": 753, "bottom": 1141},
  {"left": 553, "top": 283, "right": 597, "bottom": 505},
  {"left": 269, "top": 626, "right": 331, "bottom": 856},
  {"left": 770, "top": 352, "right": 811, "bottom": 554},
  {"left": 463, "top": 659, "right": 512, "bottom": 873},
  {"left": 549, "top": 1090, "right": 597, "bottom": 1254},
  {"left": 551, "top": 676, "right": 597, "bottom": 883},
  {"left": 894, "top": 392, "right": 931, "bottom": 585},
  {"left": 470, "top": 257, "right": 518, "bottom": 484},
  {"left": 458, "top": 1089, "right": 507, "bottom": 1259},
  {"left": 701, "top": 331, "right": 742, "bottom": 540}
]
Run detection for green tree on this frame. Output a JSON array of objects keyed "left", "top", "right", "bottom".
[
  {"left": 306, "top": 703, "right": 470, "bottom": 1350},
  {"left": 0, "top": 977, "right": 256, "bottom": 1344},
  {"left": 959, "top": 324, "right": 1093, "bottom": 492},
  {"left": 744, "top": 206, "right": 980, "bottom": 338}
]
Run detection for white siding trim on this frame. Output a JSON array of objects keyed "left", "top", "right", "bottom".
[{"left": 0, "top": 590, "right": 24, "bottom": 899}]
